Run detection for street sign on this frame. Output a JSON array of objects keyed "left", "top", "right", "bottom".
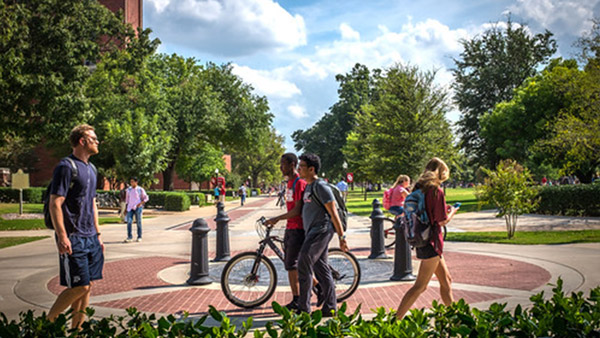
[{"left": 346, "top": 172, "right": 354, "bottom": 183}]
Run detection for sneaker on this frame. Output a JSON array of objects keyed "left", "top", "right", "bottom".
[
  {"left": 284, "top": 299, "right": 299, "bottom": 312},
  {"left": 313, "top": 284, "right": 325, "bottom": 307},
  {"left": 136, "top": 238, "right": 142, "bottom": 242},
  {"left": 124, "top": 238, "right": 133, "bottom": 243}
]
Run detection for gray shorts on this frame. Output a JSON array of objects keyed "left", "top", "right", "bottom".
[{"left": 283, "top": 228, "right": 305, "bottom": 270}]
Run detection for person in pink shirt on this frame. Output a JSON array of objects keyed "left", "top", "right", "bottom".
[
  {"left": 388, "top": 174, "right": 411, "bottom": 217},
  {"left": 124, "top": 177, "right": 149, "bottom": 243}
]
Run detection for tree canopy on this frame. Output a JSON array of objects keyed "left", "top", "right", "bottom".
[
  {"left": 452, "top": 18, "right": 556, "bottom": 168},
  {"left": 0, "top": 0, "right": 157, "bottom": 146},
  {"left": 344, "top": 64, "right": 455, "bottom": 183}
]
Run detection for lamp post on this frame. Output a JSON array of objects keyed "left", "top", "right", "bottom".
[{"left": 248, "top": 175, "right": 252, "bottom": 188}]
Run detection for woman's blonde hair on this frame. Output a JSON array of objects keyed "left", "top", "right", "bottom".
[
  {"left": 392, "top": 174, "right": 410, "bottom": 189},
  {"left": 415, "top": 157, "right": 450, "bottom": 193}
]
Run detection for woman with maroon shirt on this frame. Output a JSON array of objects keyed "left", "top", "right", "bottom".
[{"left": 396, "top": 157, "right": 458, "bottom": 319}]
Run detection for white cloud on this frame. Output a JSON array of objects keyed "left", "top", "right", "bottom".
[
  {"left": 340, "top": 23, "right": 360, "bottom": 41},
  {"left": 508, "top": 0, "right": 600, "bottom": 35},
  {"left": 232, "top": 64, "right": 301, "bottom": 99},
  {"left": 145, "top": 0, "right": 307, "bottom": 56},
  {"left": 287, "top": 104, "right": 308, "bottom": 118}
]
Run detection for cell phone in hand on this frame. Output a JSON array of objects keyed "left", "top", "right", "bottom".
[{"left": 453, "top": 202, "right": 462, "bottom": 209}]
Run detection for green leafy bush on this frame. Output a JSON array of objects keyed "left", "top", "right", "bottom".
[
  {"left": 0, "top": 187, "right": 45, "bottom": 203},
  {"left": 535, "top": 184, "right": 600, "bottom": 216},
  {"left": 476, "top": 160, "right": 539, "bottom": 238},
  {"left": 22, "top": 188, "right": 44, "bottom": 203},
  {"left": 185, "top": 192, "right": 205, "bottom": 206},
  {"left": 164, "top": 193, "right": 190, "bottom": 211},
  {"left": 1, "top": 278, "right": 598, "bottom": 337}
]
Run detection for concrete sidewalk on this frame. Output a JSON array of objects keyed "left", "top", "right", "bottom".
[{"left": 0, "top": 196, "right": 598, "bottom": 327}]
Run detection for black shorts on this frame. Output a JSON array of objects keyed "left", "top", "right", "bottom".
[
  {"left": 59, "top": 234, "right": 104, "bottom": 287},
  {"left": 283, "top": 228, "right": 305, "bottom": 271},
  {"left": 416, "top": 243, "right": 439, "bottom": 260}
]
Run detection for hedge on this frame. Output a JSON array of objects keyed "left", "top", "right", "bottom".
[
  {"left": 185, "top": 192, "right": 205, "bottom": 206},
  {"left": 534, "top": 184, "right": 600, "bottom": 216},
  {"left": 164, "top": 193, "right": 190, "bottom": 211},
  {"left": 0, "top": 187, "right": 45, "bottom": 203}
]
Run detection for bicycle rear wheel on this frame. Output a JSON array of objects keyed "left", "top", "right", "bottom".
[
  {"left": 328, "top": 248, "right": 361, "bottom": 302},
  {"left": 221, "top": 252, "right": 277, "bottom": 308}
]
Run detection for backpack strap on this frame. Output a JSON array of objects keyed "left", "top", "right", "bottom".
[
  {"left": 310, "top": 179, "right": 329, "bottom": 212},
  {"left": 291, "top": 176, "right": 300, "bottom": 194},
  {"left": 64, "top": 157, "right": 78, "bottom": 179}
]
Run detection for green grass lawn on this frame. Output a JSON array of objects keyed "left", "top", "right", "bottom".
[
  {"left": 0, "top": 216, "right": 126, "bottom": 231},
  {"left": 0, "top": 203, "right": 43, "bottom": 215},
  {"left": 0, "top": 236, "right": 49, "bottom": 249},
  {"left": 447, "top": 230, "right": 600, "bottom": 245},
  {"left": 346, "top": 187, "right": 490, "bottom": 217}
]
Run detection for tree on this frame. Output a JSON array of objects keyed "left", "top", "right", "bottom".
[
  {"left": 452, "top": 18, "right": 557, "bottom": 168},
  {"left": 534, "top": 63, "right": 600, "bottom": 183},
  {"left": 176, "top": 143, "right": 225, "bottom": 186},
  {"left": 158, "top": 59, "right": 272, "bottom": 191},
  {"left": 0, "top": 0, "right": 157, "bottom": 146},
  {"left": 293, "top": 64, "right": 379, "bottom": 179},
  {"left": 476, "top": 160, "right": 539, "bottom": 239},
  {"left": 231, "top": 127, "right": 285, "bottom": 188},
  {"left": 479, "top": 58, "right": 578, "bottom": 177},
  {"left": 344, "top": 64, "right": 456, "bottom": 184}
]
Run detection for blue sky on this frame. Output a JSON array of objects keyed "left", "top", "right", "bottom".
[{"left": 144, "top": 0, "right": 599, "bottom": 151}]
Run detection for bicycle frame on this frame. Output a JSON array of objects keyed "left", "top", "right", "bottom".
[{"left": 250, "top": 225, "right": 285, "bottom": 276}]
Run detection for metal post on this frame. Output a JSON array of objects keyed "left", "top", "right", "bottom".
[
  {"left": 19, "top": 189, "right": 23, "bottom": 215},
  {"left": 369, "top": 198, "right": 388, "bottom": 259},
  {"left": 214, "top": 201, "right": 231, "bottom": 261},
  {"left": 390, "top": 219, "right": 416, "bottom": 281},
  {"left": 187, "top": 218, "right": 212, "bottom": 285}
]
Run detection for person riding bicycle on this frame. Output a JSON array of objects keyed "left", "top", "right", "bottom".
[
  {"left": 297, "top": 153, "right": 349, "bottom": 316},
  {"left": 265, "top": 153, "right": 309, "bottom": 312}
]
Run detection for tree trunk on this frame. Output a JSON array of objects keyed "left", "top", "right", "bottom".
[
  {"left": 163, "top": 160, "right": 176, "bottom": 191},
  {"left": 505, "top": 213, "right": 518, "bottom": 239}
]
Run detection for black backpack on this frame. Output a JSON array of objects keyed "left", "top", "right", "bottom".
[
  {"left": 400, "top": 188, "right": 431, "bottom": 248},
  {"left": 310, "top": 179, "right": 348, "bottom": 231},
  {"left": 43, "top": 157, "right": 96, "bottom": 230}
]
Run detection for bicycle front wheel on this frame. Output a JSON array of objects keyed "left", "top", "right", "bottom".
[
  {"left": 221, "top": 252, "right": 277, "bottom": 308},
  {"left": 328, "top": 248, "right": 361, "bottom": 302}
]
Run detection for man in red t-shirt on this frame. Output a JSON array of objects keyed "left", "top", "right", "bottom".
[{"left": 265, "top": 153, "right": 307, "bottom": 311}]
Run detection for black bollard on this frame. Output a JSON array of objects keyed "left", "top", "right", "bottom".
[
  {"left": 214, "top": 201, "right": 231, "bottom": 262},
  {"left": 369, "top": 198, "right": 388, "bottom": 259},
  {"left": 187, "top": 218, "right": 212, "bottom": 285},
  {"left": 390, "top": 219, "right": 416, "bottom": 281}
]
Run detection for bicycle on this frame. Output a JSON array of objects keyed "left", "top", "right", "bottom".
[{"left": 221, "top": 217, "right": 361, "bottom": 308}]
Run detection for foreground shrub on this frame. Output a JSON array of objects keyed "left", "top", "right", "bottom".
[{"left": 1, "top": 278, "right": 598, "bottom": 337}]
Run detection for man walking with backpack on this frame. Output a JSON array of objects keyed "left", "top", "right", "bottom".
[
  {"left": 297, "top": 153, "right": 349, "bottom": 316},
  {"left": 47, "top": 124, "right": 103, "bottom": 329}
]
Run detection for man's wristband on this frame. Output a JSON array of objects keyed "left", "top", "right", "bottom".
[
  {"left": 96, "top": 232, "right": 102, "bottom": 236},
  {"left": 339, "top": 234, "right": 346, "bottom": 240}
]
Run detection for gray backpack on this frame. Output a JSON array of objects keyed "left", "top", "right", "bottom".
[{"left": 310, "top": 179, "right": 348, "bottom": 231}]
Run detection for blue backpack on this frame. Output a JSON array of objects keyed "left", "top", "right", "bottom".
[{"left": 400, "top": 188, "right": 431, "bottom": 248}]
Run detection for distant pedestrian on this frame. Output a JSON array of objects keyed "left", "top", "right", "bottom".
[
  {"left": 388, "top": 174, "right": 411, "bottom": 217},
  {"left": 213, "top": 186, "right": 220, "bottom": 205},
  {"left": 47, "top": 124, "right": 103, "bottom": 329},
  {"left": 238, "top": 183, "right": 247, "bottom": 206},
  {"left": 396, "top": 157, "right": 458, "bottom": 319},
  {"left": 297, "top": 153, "right": 349, "bottom": 316},
  {"left": 124, "top": 177, "right": 148, "bottom": 243},
  {"left": 336, "top": 177, "right": 348, "bottom": 202}
]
